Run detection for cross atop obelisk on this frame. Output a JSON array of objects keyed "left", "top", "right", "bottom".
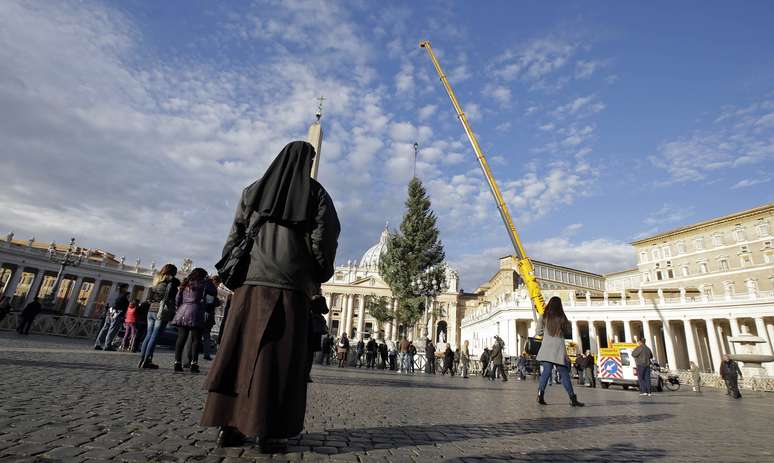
[{"left": 308, "top": 96, "right": 325, "bottom": 179}]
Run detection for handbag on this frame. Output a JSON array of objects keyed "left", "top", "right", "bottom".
[
  {"left": 215, "top": 214, "right": 266, "bottom": 290},
  {"left": 526, "top": 336, "right": 542, "bottom": 356}
]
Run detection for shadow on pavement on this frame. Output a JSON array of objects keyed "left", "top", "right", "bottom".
[
  {"left": 313, "top": 374, "right": 511, "bottom": 392},
  {"left": 0, "top": 357, "right": 138, "bottom": 373},
  {"left": 445, "top": 443, "right": 668, "bottom": 462},
  {"left": 292, "top": 414, "right": 673, "bottom": 454}
]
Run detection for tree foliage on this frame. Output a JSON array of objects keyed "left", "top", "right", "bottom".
[
  {"left": 379, "top": 177, "right": 446, "bottom": 326},
  {"left": 366, "top": 295, "right": 393, "bottom": 331}
]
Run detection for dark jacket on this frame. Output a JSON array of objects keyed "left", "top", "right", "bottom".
[
  {"left": 366, "top": 338, "right": 377, "bottom": 353},
  {"left": 21, "top": 300, "right": 42, "bottom": 318},
  {"left": 720, "top": 360, "right": 742, "bottom": 380},
  {"left": 112, "top": 294, "right": 130, "bottom": 318},
  {"left": 631, "top": 344, "right": 654, "bottom": 368},
  {"left": 223, "top": 179, "right": 340, "bottom": 299},
  {"left": 148, "top": 277, "right": 180, "bottom": 322},
  {"left": 490, "top": 341, "right": 504, "bottom": 365},
  {"left": 172, "top": 280, "right": 206, "bottom": 328}
]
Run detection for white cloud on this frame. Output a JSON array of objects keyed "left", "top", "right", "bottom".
[
  {"left": 483, "top": 83, "right": 512, "bottom": 105},
  {"left": 731, "top": 177, "right": 771, "bottom": 189},
  {"left": 395, "top": 62, "right": 414, "bottom": 95},
  {"left": 418, "top": 104, "right": 437, "bottom": 121},
  {"left": 494, "top": 37, "right": 577, "bottom": 82},
  {"left": 643, "top": 204, "right": 695, "bottom": 227},
  {"left": 552, "top": 94, "right": 605, "bottom": 119},
  {"left": 528, "top": 235, "right": 635, "bottom": 275},
  {"left": 575, "top": 60, "right": 599, "bottom": 79},
  {"left": 650, "top": 99, "right": 774, "bottom": 184}
]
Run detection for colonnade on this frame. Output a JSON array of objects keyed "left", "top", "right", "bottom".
[{"left": 321, "top": 292, "right": 403, "bottom": 342}]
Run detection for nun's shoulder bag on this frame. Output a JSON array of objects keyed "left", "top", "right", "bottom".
[{"left": 215, "top": 214, "right": 266, "bottom": 291}]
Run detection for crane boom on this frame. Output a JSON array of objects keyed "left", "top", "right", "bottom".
[{"left": 419, "top": 40, "right": 546, "bottom": 315}]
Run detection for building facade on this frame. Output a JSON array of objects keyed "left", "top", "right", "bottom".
[
  {"left": 461, "top": 204, "right": 774, "bottom": 377},
  {"left": 320, "top": 227, "right": 467, "bottom": 348}
]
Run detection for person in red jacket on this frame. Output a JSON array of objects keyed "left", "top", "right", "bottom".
[{"left": 120, "top": 299, "right": 139, "bottom": 351}]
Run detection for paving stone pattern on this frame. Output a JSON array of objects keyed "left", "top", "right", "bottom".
[{"left": 1, "top": 332, "right": 773, "bottom": 462}]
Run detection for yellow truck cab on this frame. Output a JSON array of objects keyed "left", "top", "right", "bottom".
[{"left": 597, "top": 343, "right": 663, "bottom": 391}]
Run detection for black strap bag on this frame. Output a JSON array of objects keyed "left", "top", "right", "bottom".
[
  {"left": 525, "top": 336, "right": 542, "bottom": 356},
  {"left": 215, "top": 214, "right": 266, "bottom": 291}
]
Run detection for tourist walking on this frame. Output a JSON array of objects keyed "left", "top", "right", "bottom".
[
  {"left": 306, "top": 294, "right": 328, "bottom": 383},
  {"left": 583, "top": 349, "right": 596, "bottom": 387},
  {"left": 0, "top": 297, "right": 11, "bottom": 324},
  {"left": 479, "top": 348, "right": 490, "bottom": 377},
  {"left": 378, "top": 341, "right": 388, "bottom": 369},
  {"left": 489, "top": 336, "right": 507, "bottom": 381},
  {"left": 399, "top": 336, "right": 411, "bottom": 374},
  {"left": 516, "top": 352, "right": 528, "bottom": 380},
  {"left": 120, "top": 299, "right": 139, "bottom": 351},
  {"left": 131, "top": 301, "right": 150, "bottom": 352},
  {"left": 356, "top": 338, "right": 365, "bottom": 368},
  {"left": 16, "top": 296, "right": 42, "bottom": 335},
  {"left": 138, "top": 264, "right": 179, "bottom": 369},
  {"left": 409, "top": 341, "right": 416, "bottom": 373},
  {"left": 201, "top": 141, "right": 340, "bottom": 452},
  {"left": 94, "top": 291, "right": 129, "bottom": 349},
  {"left": 720, "top": 354, "right": 743, "bottom": 399},
  {"left": 366, "top": 337, "right": 377, "bottom": 368},
  {"left": 460, "top": 340, "right": 470, "bottom": 378},
  {"left": 536, "top": 297, "right": 584, "bottom": 407},
  {"left": 171, "top": 268, "right": 208, "bottom": 374},
  {"left": 337, "top": 333, "right": 350, "bottom": 368},
  {"left": 441, "top": 345, "right": 455, "bottom": 376},
  {"left": 631, "top": 338, "right": 653, "bottom": 396},
  {"left": 453, "top": 347, "right": 461, "bottom": 376},
  {"left": 574, "top": 352, "right": 585, "bottom": 385},
  {"left": 425, "top": 339, "right": 436, "bottom": 374},
  {"left": 320, "top": 334, "right": 333, "bottom": 365},
  {"left": 690, "top": 361, "right": 702, "bottom": 393}
]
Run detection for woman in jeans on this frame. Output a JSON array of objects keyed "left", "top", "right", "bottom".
[
  {"left": 138, "top": 264, "right": 179, "bottom": 369},
  {"left": 536, "top": 297, "right": 584, "bottom": 407},
  {"left": 172, "top": 267, "right": 208, "bottom": 373}
]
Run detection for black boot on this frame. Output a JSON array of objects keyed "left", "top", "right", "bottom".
[
  {"left": 570, "top": 394, "right": 585, "bottom": 407},
  {"left": 216, "top": 426, "right": 246, "bottom": 448},
  {"left": 537, "top": 392, "right": 546, "bottom": 405}
]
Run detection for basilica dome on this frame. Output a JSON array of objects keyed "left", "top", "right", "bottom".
[{"left": 359, "top": 227, "right": 391, "bottom": 269}]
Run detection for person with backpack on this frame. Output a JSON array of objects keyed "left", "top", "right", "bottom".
[
  {"left": 720, "top": 354, "right": 743, "bottom": 399},
  {"left": 201, "top": 141, "right": 340, "bottom": 452}
]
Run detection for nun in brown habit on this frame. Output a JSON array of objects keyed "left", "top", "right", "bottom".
[{"left": 201, "top": 141, "right": 340, "bottom": 452}]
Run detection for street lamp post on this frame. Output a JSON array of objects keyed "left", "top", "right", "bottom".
[
  {"left": 45, "top": 238, "right": 85, "bottom": 311},
  {"left": 411, "top": 265, "right": 448, "bottom": 341}
]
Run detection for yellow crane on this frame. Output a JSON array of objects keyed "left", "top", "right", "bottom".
[{"left": 420, "top": 40, "right": 547, "bottom": 315}]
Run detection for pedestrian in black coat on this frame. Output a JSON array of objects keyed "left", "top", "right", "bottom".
[
  {"left": 720, "top": 354, "right": 743, "bottom": 399},
  {"left": 16, "top": 297, "right": 42, "bottom": 335}
]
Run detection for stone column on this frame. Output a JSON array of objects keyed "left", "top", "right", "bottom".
[
  {"left": 605, "top": 320, "right": 613, "bottom": 347},
  {"left": 705, "top": 319, "right": 722, "bottom": 373},
  {"left": 356, "top": 295, "right": 366, "bottom": 341},
  {"left": 766, "top": 321, "right": 774, "bottom": 357},
  {"left": 571, "top": 320, "right": 581, "bottom": 345},
  {"left": 683, "top": 320, "right": 700, "bottom": 365},
  {"left": 23, "top": 270, "right": 46, "bottom": 305},
  {"left": 1, "top": 266, "right": 23, "bottom": 299},
  {"left": 344, "top": 294, "right": 354, "bottom": 338},
  {"left": 65, "top": 276, "right": 84, "bottom": 315},
  {"left": 587, "top": 321, "right": 598, "bottom": 354},
  {"left": 729, "top": 318, "right": 741, "bottom": 354},
  {"left": 623, "top": 320, "right": 632, "bottom": 343},
  {"left": 716, "top": 324, "right": 727, "bottom": 355},
  {"left": 754, "top": 318, "right": 773, "bottom": 355},
  {"left": 83, "top": 280, "right": 102, "bottom": 318},
  {"left": 643, "top": 320, "right": 653, "bottom": 353},
  {"left": 662, "top": 320, "right": 677, "bottom": 369}
]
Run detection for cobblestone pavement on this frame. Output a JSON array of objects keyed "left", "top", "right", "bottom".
[{"left": 1, "top": 333, "right": 773, "bottom": 463}]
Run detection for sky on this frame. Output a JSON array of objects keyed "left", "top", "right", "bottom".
[{"left": 1, "top": 0, "right": 773, "bottom": 291}]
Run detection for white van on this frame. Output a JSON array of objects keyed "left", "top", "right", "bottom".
[{"left": 598, "top": 345, "right": 663, "bottom": 391}]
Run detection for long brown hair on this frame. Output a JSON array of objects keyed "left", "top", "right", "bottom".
[
  {"left": 181, "top": 267, "right": 208, "bottom": 288},
  {"left": 153, "top": 263, "right": 178, "bottom": 285},
  {"left": 543, "top": 296, "right": 570, "bottom": 337}
]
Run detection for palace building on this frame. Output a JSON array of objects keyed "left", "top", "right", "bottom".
[{"left": 460, "top": 203, "right": 774, "bottom": 375}]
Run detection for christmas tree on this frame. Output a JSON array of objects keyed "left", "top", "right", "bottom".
[{"left": 379, "top": 177, "right": 447, "bottom": 330}]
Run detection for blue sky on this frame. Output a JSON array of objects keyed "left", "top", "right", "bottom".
[{"left": 1, "top": 0, "right": 772, "bottom": 290}]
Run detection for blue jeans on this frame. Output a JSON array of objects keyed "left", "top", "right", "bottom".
[
  {"left": 538, "top": 362, "right": 574, "bottom": 396},
  {"left": 94, "top": 317, "right": 111, "bottom": 347},
  {"left": 95, "top": 316, "right": 123, "bottom": 349},
  {"left": 400, "top": 353, "right": 411, "bottom": 372},
  {"left": 637, "top": 365, "right": 651, "bottom": 393},
  {"left": 140, "top": 312, "right": 167, "bottom": 361}
]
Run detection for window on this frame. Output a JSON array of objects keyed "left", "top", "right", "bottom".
[
  {"left": 662, "top": 246, "right": 672, "bottom": 258},
  {"left": 741, "top": 255, "right": 752, "bottom": 267},
  {"left": 656, "top": 271, "right": 663, "bottom": 281},
  {"left": 764, "top": 241, "right": 773, "bottom": 249},
  {"left": 757, "top": 221, "right": 770, "bottom": 237},
  {"left": 740, "top": 245, "right": 750, "bottom": 253},
  {"left": 676, "top": 241, "right": 686, "bottom": 254},
  {"left": 733, "top": 226, "right": 745, "bottom": 243},
  {"left": 681, "top": 266, "right": 689, "bottom": 277},
  {"left": 713, "top": 234, "right": 723, "bottom": 247},
  {"left": 640, "top": 251, "right": 648, "bottom": 263},
  {"left": 694, "top": 237, "right": 704, "bottom": 251},
  {"left": 652, "top": 248, "right": 661, "bottom": 260},
  {"left": 699, "top": 262, "right": 709, "bottom": 274},
  {"left": 765, "top": 252, "right": 774, "bottom": 264},
  {"left": 704, "top": 285, "right": 714, "bottom": 297},
  {"left": 719, "top": 259, "right": 729, "bottom": 271},
  {"left": 667, "top": 269, "right": 674, "bottom": 279}
]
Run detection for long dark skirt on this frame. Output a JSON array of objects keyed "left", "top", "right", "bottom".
[{"left": 201, "top": 285, "right": 309, "bottom": 438}]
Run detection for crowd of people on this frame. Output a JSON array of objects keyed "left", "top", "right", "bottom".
[{"left": 92, "top": 264, "right": 222, "bottom": 374}]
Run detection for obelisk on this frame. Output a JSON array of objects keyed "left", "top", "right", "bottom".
[{"left": 308, "top": 96, "right": 324, "bottom": 179}]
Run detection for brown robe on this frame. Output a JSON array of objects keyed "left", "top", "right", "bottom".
[{"left": 201, "top": 285, "right": 309, "bottom": 438}]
